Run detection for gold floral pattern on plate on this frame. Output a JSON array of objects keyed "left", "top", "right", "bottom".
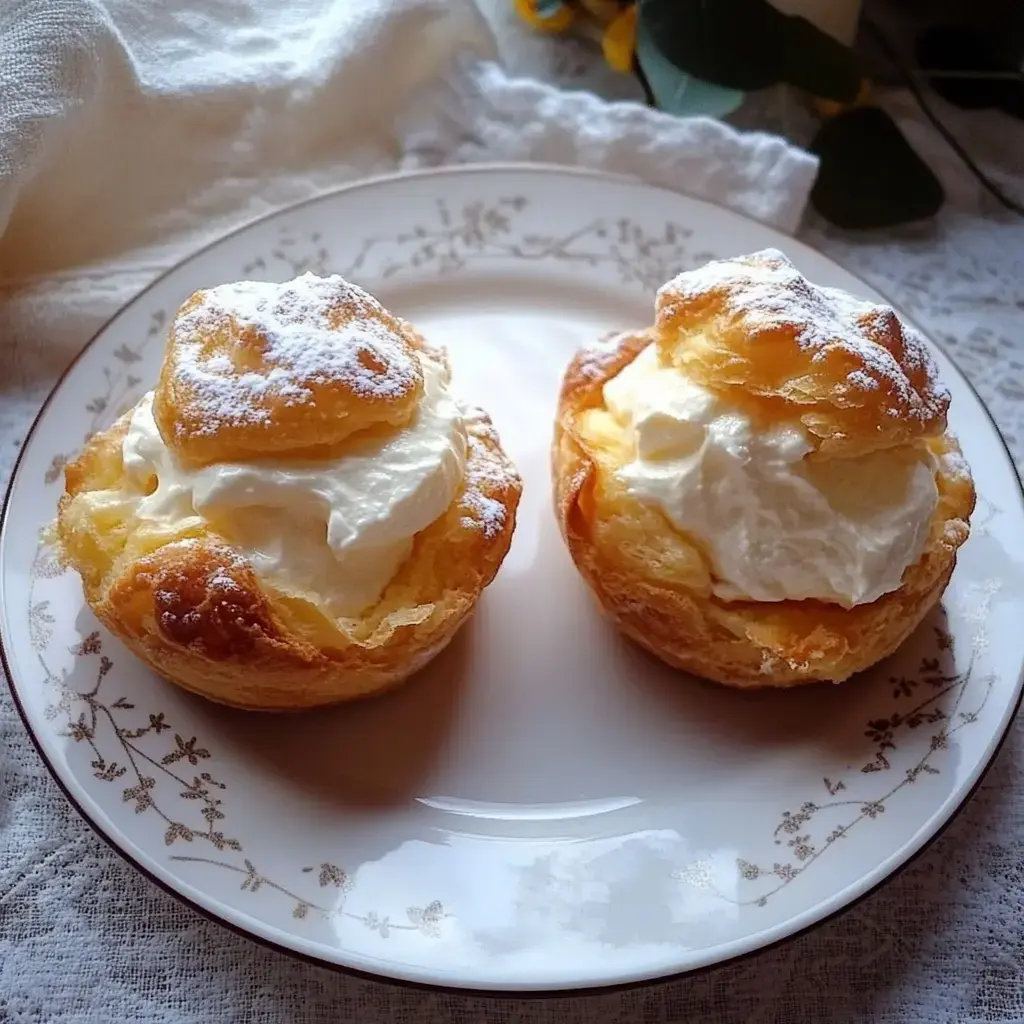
[
  {"left": 674, "top": 626, "right": 997, "bottom": 907},
  {"left": 168, "top": 856, "right": 448, "bottom": 936},
  {"left": 241, "top": 197, "right": 707, "bottom": 291}
]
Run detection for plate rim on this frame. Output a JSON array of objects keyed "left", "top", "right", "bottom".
[{"left": 3, "top": 161, "right": 1023, "bottom": 995}]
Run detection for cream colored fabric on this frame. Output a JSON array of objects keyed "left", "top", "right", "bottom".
[{"left": 0, "top": 0, "right": 496, "bottom": 277}]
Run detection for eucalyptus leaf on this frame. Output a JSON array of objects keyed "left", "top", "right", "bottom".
[
  {"left": 535, "top": 0, "right": 569, "bottom": 17},
  {"left": 637, "top": 0, "right": 861, "bottom": 101},
  {"left": 810, "top": 107, "right": 945, "bottom": 229},
  {"left": 639, "top": 0, "right": 781, "bottom": 90},
  {"left": 779, "top": 16, "right": 862, "bottom": 101},
  {"left": 635, "top": 14, "right": 744, "bottom": 118}
]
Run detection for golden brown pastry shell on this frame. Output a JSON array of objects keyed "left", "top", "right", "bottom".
[
  {"left": 553, "top": 329, "right": 976, "bottom": 689},
  {"left": 56, "top": 405, "right": 521, "bottom": 711}
]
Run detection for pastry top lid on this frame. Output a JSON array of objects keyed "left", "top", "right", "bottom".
[
  {"left": 153, "top": 273, "right": 426, "bottom": 466},
  {"left": 655, "top": 248, "right": 950, "bottom": 455}
]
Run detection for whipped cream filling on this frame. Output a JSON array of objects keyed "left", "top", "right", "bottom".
[
  {"left": 603, "top": 344, "right": 939, "bottom": 608},
  {"left": 122, "top": 354, "right": 467, "bottom": 618}
]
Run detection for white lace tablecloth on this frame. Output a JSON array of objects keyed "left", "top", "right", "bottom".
[{"left": 2, "top": 2, "right": 1023, "bottom": 1022}]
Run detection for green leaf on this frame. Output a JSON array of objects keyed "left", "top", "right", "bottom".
[
  {"left": 534, "top": 0, "right": 567, "bottom": 16},
  {"left": 779, "top": 16, "right": 861, "bottom": 101},
  {"left": 634, "top": 14, "right": 744, "bottom": 118},
  {"left": 639, "top": 0, "right": 780, "bottom": 91},
  {"left": 637, "top": 0, "right": 861, "bottom": 101},
  {"left": 810, "top": 107, "right": 945, "bottom": 229}
]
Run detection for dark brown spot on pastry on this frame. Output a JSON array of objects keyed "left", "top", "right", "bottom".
[{"left": 136, "top": 544, "right": 280, "bottom": 660}]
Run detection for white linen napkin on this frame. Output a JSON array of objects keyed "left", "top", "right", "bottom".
[{"left": 0, "top": 2, "right": 818, "bottom": 1020}]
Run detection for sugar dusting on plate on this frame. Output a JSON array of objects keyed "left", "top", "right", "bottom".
[{"left": 171, "top": 273, "right": 420, "bottom": 436}]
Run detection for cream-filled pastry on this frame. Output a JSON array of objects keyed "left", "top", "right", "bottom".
[
  {"left": 553, "top": 249, "right": 975, "bottom": 688},
  {"left": 57, "top": 273, "right": 521, "bottom": 709}
]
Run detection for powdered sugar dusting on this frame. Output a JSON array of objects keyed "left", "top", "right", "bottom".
[
  {"left": 206, "top": 563, "right": 248, "bottom": 592},
  {"left": 846, "top": 369, "right": 878, "bottom": 390},
  {"left": 171, "top": 273, "right": 420, "bottom": 435},
  {"left": 659, "top": 249, "right": 948, "bottom": 422},
  {"left": 461, "top": 407, "right": 502, "bottom": 447},
  {"left": 940, "top": 444, "right": 973, "bottom": 483},
  {"left": 460, "top": 428, "right": 517, "bottom": 539},
  {"left": 460, "top": 491, "right": 506, "bottom": 539},
  {"left": 576, "top": 330, "right": 639, "bottom": 381}
]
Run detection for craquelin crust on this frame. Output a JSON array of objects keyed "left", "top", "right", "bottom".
[
  {"left": 57, "top": 285, "right": 521, "bottom": 710},
  {"left": 553, "top": 257, "right": 976, "bottom": 689}
]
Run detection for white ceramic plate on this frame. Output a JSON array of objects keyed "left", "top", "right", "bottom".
[{"left": 3, "top": 166, "right": 1023, "bottom": 993}]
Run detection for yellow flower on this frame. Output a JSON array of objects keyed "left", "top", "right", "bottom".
[
  {"left": 600, "top": 3, "right": 637, "bottom": 73},
  {"left": 515, "top": 1, "right": 638, "bottom": 73},
  {"left": 813, "top": 78, "right": 873, "bottom": 118},
  {"left": 514, "top": 0, "right": 575, "bottom": 33}
]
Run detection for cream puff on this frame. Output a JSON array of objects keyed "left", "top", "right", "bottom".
[
  {"left": 57, "top": 273, "right": 521, "bottom": 709},
  {"left": 553, "top": 249, "right": 975, "bottom": 688}
]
